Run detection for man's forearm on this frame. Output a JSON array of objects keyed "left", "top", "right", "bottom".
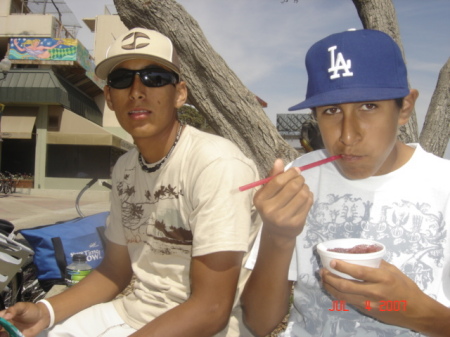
[
  {"left": 241, "top": 230, "right": 296, "bottom": 336},
  {"left": 411, "top": 296, "right": 450, "bottom": 337},
  {"left": 129, "top": 294, "right": 232, "bottom": 337}
]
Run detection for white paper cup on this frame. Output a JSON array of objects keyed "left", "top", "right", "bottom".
[{"left": 317, "top": 238, "right": 386, "bottom": 280}]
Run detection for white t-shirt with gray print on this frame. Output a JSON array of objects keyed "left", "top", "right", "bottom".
[{"left": 247, "top": 144, "right": 450, "bottom": 337}]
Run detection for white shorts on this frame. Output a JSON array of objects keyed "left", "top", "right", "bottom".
[{"left": 37, "top": 302, "right": 137, "bottom": 337}]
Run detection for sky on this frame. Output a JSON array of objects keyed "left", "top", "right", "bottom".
[{"left": 65, "top": 0, "right": 450, "bottom": 158}]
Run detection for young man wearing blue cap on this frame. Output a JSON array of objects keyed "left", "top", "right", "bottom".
[
  {"left": 0, "top": 28, "right": 260, "bottom": 337},
  {"left": 242, "top": 29, "right": 450, "bottom": 337}
]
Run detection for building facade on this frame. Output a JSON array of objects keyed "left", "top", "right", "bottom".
[{"left": 0, "top": 0, "right": 133, "bottom": 191}]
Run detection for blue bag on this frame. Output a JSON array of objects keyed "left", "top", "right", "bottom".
[{"left": 18, "top": 212, "right": 108, "bottom": 285}]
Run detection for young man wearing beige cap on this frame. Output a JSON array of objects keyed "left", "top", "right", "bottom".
[{"left": 0, "top": 28, "right": 260, "bottom": 337}]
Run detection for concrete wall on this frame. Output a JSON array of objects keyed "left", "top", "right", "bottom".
[
  {"left": 0, "top": 14, "right": 55, "bottom": 38},
  {"left": 92, "top": 15, "right": 130, "bottom": 141},
  {"left": 93, "top": 15, "right": 127, "bottom": 65},
  {"left": 0, "top": 0, "right": 11, "bottom": 16}
]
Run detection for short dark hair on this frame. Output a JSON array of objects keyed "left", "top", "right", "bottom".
[{"left": 395, "top": 97, "right": 404, "bottom": 109}]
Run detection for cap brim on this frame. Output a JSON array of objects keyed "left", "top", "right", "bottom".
[
  {"left": 95, "top": 54, "right": 180, "bottom": 80},
  {"left": 288, "top": 87, "right": 411, "bottom": 111}
]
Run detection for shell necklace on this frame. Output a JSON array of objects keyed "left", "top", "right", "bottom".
[{"left": 138, "top": 123, "right": 183, "bottom": 173}]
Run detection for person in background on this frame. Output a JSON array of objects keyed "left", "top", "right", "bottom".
[
  {"left": 0, "top": 27, "right": 260, "bottom": 337},
  {"left": 242, "top": 29, "right": 450, "bottom": 337}
]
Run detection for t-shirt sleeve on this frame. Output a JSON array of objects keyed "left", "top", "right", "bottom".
[
  {"left": 188, "top": 156, "right": 259, "bottom": 257},
  {"left": 104, "top": 161, "right": 127, "bottom": 246},
  {"left": 288, "top": 247, "right": 298, "bottom": 281}
]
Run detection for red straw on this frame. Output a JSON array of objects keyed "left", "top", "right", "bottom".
[{"left": 239, "top": 155, "right": 342, "bottom": 192}]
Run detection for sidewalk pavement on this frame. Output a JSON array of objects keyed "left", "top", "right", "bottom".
[{"left": 0, "top": 188, "right": 110, "bottom": 232}]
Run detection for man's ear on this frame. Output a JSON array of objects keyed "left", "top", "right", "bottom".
[
  {"left": 398, "top": 89, "right": 419, "bottom": 126},
  {"left": 174, "top": 81, "right": 188, "bottom": 109},
  {"left": 104, "top": 85, "right": 114, "bottom": 110}
]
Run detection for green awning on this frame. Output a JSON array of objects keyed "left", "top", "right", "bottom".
[{"left": 0, "top": 69, "right": 102, "bottom": 125}]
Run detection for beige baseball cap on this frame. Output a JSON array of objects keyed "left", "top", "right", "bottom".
[{"left": 95, "top": 28, "right": 180, "bottom": 80}]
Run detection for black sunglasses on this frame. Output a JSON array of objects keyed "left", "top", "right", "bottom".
[{"left": 107, "top": 67, "right": 179, "bottom": 89}]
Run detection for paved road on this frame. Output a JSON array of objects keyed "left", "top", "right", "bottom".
[{"left": 0, "top": 189, "right": 110, "bottom": 232}]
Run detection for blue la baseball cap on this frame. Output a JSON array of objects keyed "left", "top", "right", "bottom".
[{"left": 289, "top": 29, "right": 410, "bottom": 111}]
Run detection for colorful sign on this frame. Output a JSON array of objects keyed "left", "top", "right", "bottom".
[
  {"left": 9, "top": 37, "right": 77, "bottom": 61},
  {"left": 8, "top": 37, "right": 105, "bottom": 88}
]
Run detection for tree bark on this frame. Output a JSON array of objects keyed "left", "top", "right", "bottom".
[
  {"left": 114, "top": 0, "right": 298, "bottom": 178},
  {"left": 419, "top": 58, "right": 450, "bottom": 157},
  {"left": 351, "top": 0, "right": 419, "bottom": 144}
]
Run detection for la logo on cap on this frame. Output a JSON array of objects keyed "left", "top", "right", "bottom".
[
  {"left": 328, "top": 45, "right": 353, "bottom": 80},
  {"left": 121, "top": 31, "right": 150, "bottom": 51}
]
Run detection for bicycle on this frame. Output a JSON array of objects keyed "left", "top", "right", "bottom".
[
  {"left": 0, "top": 172, "right": 16, "bottom": 195},
  {"left": 0, "top": 172, "right": 8, "bottom": 194},
  {"left": 0, "top": 219, "right": 37, "bottom": 310},
  {"left": 75, "top": 178, "right": 112, "bottom": 217}
]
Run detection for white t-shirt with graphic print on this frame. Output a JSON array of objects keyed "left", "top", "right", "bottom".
[
  {"left": 247, "top": 144, "right": 450, "bottom": 337},
  {"left": 106, "top": 125, "right": 260, "bottom": 337}
]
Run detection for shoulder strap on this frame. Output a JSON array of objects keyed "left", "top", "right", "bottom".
[
  {"left": 51, "top": 237, "right": 66, "bottom": 278},
  {"left": 96, "top": 226, "right": 107, "bottom": 249}
]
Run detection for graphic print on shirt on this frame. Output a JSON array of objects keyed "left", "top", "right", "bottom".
[
  {"left": 117, "top": 169, "right": 193, "bottom": 255},
  {"left": 296, "top": 193, "right": 446, "bottom": 336}
]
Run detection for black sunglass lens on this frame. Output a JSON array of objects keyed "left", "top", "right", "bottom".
[
  {"left": 108, "top": 68, "right": 178, "bottom": 89},
  {"left": 140, "top": 71, "right": 176, "bottom": 87},
  {"left": 108, "top": 70, "right": 134, "bottom": 89}
]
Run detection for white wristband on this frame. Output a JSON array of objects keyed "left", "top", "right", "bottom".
[{"left": 36, "top": 299, "right": 55, "bottom": 329}]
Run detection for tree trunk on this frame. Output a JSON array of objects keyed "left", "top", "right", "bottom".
[
  {"left": 114, "top": 0, "right": 298, "bottom": 178},
  {"left": 351, "top": 0, "right": 419, "bottom": 144},
  {"left": 419, "top": 58, "right": 450, "bottom": 157}
]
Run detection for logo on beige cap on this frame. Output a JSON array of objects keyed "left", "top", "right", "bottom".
[{"left": 121, "top": 31, "right": 150, "bottom": 50}]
